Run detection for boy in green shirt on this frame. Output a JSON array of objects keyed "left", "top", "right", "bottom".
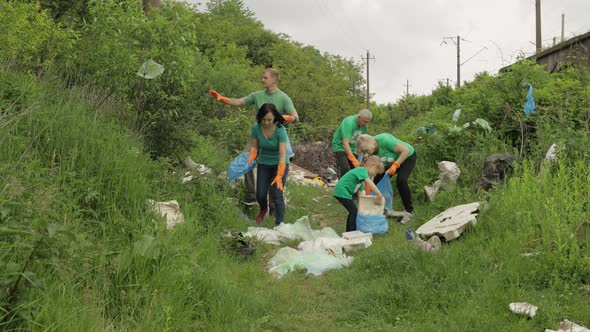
[{"left": 333, "top": 156, "right": 384, "bottom": 232}]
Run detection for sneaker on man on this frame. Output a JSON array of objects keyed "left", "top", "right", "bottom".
[
  {"left": 242, "top": 198, "right": 257, "bottom": 206},
  {"left": 255, "top": 209, "right": 268, "bottom": 224},
  {"left": 400, "top": 211, "right": 414, "bottom": 224}
]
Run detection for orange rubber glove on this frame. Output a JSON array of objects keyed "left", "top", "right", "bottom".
[
  {"left": 346, "top": 152, "right": 361, "bottom": 168},
  {"left": 282, "top": 115, "right": 295, "bottom": 123},
  {"left": 271, "top": 162, "right": 286, "bottom": 191},
  {"left": 247, "top": 148, "right": 258, "bottom": 165},
  {"left": 208, "top": 89, "right": 230, "bottom": 105},
  {"left": 387, "top": 161, "right": 401, "bottom": 176}
]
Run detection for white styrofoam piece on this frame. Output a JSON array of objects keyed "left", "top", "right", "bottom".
[{"left": 416, "top": 202, "right": 480, "bottom": 241}]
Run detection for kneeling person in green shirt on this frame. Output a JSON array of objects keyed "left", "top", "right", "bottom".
[{"left": 333, "top": 156, "right": 384, "bottom": 232}]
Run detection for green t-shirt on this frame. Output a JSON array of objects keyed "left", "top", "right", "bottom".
[
  {"left": 251, "top": 123, "right": 289, "bottom": 165},
  {"left": 375, "top": 133, "right": 415, "bottom": 168},
  {"left": 331, "top": 115, "right": 368, "bottom": 153},
  {"left": 333, "top": 167, "right": 369, "bottom": 199},
  {"left": 243, "top": 89, "right": 296, "bottom": 115}
]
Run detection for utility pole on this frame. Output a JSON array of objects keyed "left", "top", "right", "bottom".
[
  {"left": 405, "top": 79, "right": 411, "bottom": 96},
  {"left": 446, "top": 78, "right": 450, "bottom": 88},
  {"left": 362, "top": 50, "right": 375, "bottom": 110},
  {"left": 535, "top": 0, "right": 542, "bottom": 53},
  {"left": 456, "top": 35, "right": 461, "bottom": 89},
  {"left": 561, "top": 13, "right": 565, "bottom": 42}
]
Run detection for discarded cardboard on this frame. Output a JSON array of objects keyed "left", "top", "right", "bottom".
[{"left": 416, "top": 202, "right": 480, "bottom": 241}]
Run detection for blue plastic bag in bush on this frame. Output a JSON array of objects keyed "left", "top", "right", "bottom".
[
  {"left": 356, "top": 214, "right": 388, "bottom": 234},
  {"left": 373, "top": 174, "right": 393, "bottom": 210},
  {"left": 227, "top": 152, "right": 255, "bottom": 180}
]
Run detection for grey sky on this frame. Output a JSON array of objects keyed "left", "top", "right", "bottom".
[{"left": 189, "top": 0, "right": 590, "bottom": 104}]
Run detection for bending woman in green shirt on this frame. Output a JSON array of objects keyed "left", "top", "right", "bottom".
[
  {"left": 356, "top": 133, "right": 416, "bottom": 224},
  {"left": 246, "top": 103, "right": 290, "bottom": 225}
]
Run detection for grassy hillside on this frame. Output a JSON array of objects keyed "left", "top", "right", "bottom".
[{"left": 2, "top": 69, "right": 590, "bottom": 331}]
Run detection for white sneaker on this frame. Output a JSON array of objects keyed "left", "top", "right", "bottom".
[{"left": 400, "top": 212, "right": 414, "bottom": 224}]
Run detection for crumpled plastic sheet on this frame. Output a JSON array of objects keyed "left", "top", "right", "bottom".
[
  {"left": 244, "top": 216, "right": 370, "bottom": 277},
  {"left": 268, "top": 245, "right": 354, "bottom": 277},
  {"left": 243, "top": 216, "right": 340, "bottom": 244}
]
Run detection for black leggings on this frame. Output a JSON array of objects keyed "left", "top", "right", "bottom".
[
  {"left": 374, "top": 153, "right": 416, "bottom": 213},
  {"left": 335, "top": 197, "right": 357, "bottom": 232}
]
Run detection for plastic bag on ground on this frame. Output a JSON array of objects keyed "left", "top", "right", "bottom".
[
  {"left": 356, "top": 214, "right": 388, "bottom": 234},
  {"left": 267, "top": 246, "right": 353, "bottom": 277},
  {"left": 227, "top": 152, "right": 255, "bottom": 180}
]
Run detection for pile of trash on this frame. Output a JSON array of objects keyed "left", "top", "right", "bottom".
[{"left": 243, "top": 216, "right": 372, "bottom": 277}]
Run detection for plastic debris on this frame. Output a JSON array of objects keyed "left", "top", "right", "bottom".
[
  {"left": 406, "top": 230, "right": 441, "bottom": 253},
  {"left": 545, "top": 320, "right": 590, "bottom": 332},
  {"left": 509, "top": 302, "right": 538, "bottom": 318},
  {"left": 424, "top": 161, "right": 461, "bottom": 201},
  {"left": 416, "top": 202, "right": 480, "bottom": 241},
  {"left": 452, "top": 108, "right": 462, "bottom": 122},
  {"left": 523, "top": 82, "right": 536, "bottom": 115},
  {"left": 137, "top": 59, "right": 164, "bottom": 79},
  {"left": 473, "top": 118, "right": 492, "bottom": 132},
  {"left": 544, "top": 143, "right": 558, "bottom": 163},
  {"left": 148, "top": 199, "right": 184, "bottom": 229}
]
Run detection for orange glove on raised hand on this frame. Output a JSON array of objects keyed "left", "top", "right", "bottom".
[
  {"left": 346, "top": 152, "right": 361, "bottom": 168},
  {"left": 247, "top": 148, "right": 258, "bottom": 165},
  {"left": 208, "top": 89, "right": 230, "bottom": 105},
  {"left": 271, "top": 162, "right": 286, "bottom": 191},
  {"left": 387, "top": 161, "right": 401, "bottom": 176},
  {"left": 282, "top": 115, "right": 295, "bottom": 123}
]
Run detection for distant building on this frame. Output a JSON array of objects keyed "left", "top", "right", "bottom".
[{"left": 502, "top": 30, "right": 590, "bottom": 73}]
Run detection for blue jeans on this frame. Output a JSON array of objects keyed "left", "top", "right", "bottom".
[{"left": 256, "top": 163, "right": 289, "bottom": 225}]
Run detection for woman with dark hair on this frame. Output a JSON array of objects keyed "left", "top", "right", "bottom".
[{"left": 247, "top": 103, "right": 290, "bottom": 225}]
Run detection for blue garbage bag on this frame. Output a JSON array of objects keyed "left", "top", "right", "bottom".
[
  {"left": 523, "top": 82, "right": 535, "bottom": 115},
  {"left": 356, "top": 214, "right": 388, "bottom": 234},
  {"left": 227, "top": 152, "right": 255, "bottom": 180},
  {"left": 286, "top": 135, "right": 295, "bottom": 159},
  {"left": 372, "top": 174, "right": 393, "bottom": 210}
]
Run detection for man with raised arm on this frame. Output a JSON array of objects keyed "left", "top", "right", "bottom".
[{"left": 209, "top": 68, "right": 299, "bottom": 206}]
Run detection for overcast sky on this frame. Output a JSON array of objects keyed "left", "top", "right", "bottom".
[{"left": 189, "top": 0, "right": 590, "bottom": 104}]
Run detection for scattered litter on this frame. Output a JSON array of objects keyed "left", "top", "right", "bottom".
[
  {"left": 148, "top": 199, "right": 184, "bottom": 229},
  {"left": 424, "top": 161, "right": 461, "bottom": 201},
  {"left": 180, "top": 173, "right": 194, "bottom": 184},
  {"left": 267, "top": 246, "right": 353, "bottom": 277},
  {"left": 137, "top": 59, "right": 164, "bottom": 79},
  {"left": 222, "top": 231, "right": 256, "bottom": 256},
  {"left": 475, "top": 153, "right": 515, "bottom": 191},
  {"left": 416, "top": 202, "right": 480, "bottom": 241},
  {"left": 247, "top": 217, "right": 374, "bottom": 277},
  {"left": 243, "top": 216, "right": 340, "bottom": 245},
  {"left": 544, "top": 143, "right": 558, "bottom": 163},
  {"left": 406, "top": 230, "right": 441, "bottom": 253},
  {"left": 473, "top": 118, "right": 492, "bottom": 132},
  {"left": 523, "top": 82, "right": 536, "bottom": 115},
  {"left": 545, "top": 320, "right": 590, "bottom": 332},
  {"left": 452, "top": 108, "right": 462, "bottom": 122},
  {"left": 509, "top": 302, "right": 538, "bottom": 318}
]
